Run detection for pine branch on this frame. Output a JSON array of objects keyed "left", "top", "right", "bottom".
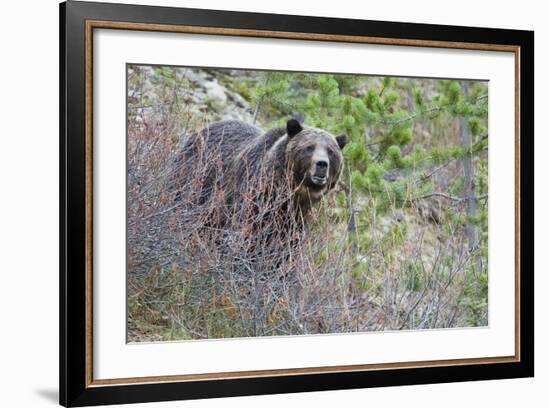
[{"left": 377, "top": 94, "right": 489, "bottom": 128}]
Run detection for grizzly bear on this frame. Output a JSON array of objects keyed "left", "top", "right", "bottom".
[{"left": 173, "top": 118, "right": 347, "bottom": 229}]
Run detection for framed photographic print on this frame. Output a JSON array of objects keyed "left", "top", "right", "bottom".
[{"left": 59, "top": 1, "right": 534, "bottom": 406}]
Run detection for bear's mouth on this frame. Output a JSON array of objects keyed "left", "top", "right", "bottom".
[{"left": 310, "top": 175, "right": 327, "bottom": 187}]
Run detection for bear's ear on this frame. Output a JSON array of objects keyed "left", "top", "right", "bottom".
[
  {"left": 336, "top": 134, "right": 348, "bottom": 149},
  {"left": 286, "top": 119, "right": 303, "bottom": 138}
]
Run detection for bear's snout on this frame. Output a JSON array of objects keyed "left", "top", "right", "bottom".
[
  {"left": 309, "top": 159, "right": 329, "bottom": 187},
  {"left": 314, "top": 160, "right": 328, "bottom": 177}
]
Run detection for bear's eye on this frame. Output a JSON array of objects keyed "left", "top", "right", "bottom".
[{"left": 305, "top": 145, "right": 316, "bottom": 153}]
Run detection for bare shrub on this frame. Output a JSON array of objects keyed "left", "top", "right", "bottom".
[{"left": 127, "top": 115, "right": 486, "bottom": 342}]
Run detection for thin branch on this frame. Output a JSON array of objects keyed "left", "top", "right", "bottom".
[{"left": 411, "top": 192, "right": 488, "bottom": 202}]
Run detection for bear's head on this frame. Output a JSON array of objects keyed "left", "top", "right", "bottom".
[{"left": 284, "top": 119, "right": 348, "bottom": 205}]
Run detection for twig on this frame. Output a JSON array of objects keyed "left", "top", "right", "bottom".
[{"left": 411, "top": 192, "right": 488, "bottom": 203}]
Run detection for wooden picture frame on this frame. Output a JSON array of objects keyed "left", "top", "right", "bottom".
[{"left": 60, "top": 1, "right": 534, "bottom": 406}]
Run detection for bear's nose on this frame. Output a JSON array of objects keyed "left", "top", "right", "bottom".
[{"left": 315, "top": 160, "right": 328, "bottom": 175}]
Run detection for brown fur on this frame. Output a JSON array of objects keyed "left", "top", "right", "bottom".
[{"left": 174, "top": 119, "right": 347, "bottom": 225}]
